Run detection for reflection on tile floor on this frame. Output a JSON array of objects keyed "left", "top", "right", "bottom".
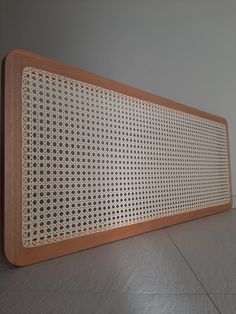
[
  {"left": 167, "top": 210, "right": 236, "bottom": 293},
  {"left": 1, "top": 209, "right": 235, "bottom": 313},
  {"left": 0, "top": 291, "right": 219, "bottom": 314}
]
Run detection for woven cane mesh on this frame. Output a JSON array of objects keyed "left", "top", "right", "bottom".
[{"left": 22, "top": 67, "right": 230, "bottom": 247}]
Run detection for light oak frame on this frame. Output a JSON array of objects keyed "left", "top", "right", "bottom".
[{"left": 4, "top": 49, "right": 232, "bottom": 266}]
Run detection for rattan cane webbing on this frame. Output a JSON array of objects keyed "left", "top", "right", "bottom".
[{"left": 22, "top": 67, "right": 231, "bottom": 248}]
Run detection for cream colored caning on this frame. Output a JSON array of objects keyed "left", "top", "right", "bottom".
[{"left": 22, "top": 67, "right": 230, "bottom": 247}]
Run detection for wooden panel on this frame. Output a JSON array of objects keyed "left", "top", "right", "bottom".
[{"left": 4, "top": 50, "right": 232, "bottom": 266}]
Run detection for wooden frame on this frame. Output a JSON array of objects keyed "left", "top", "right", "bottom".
[{"left": 4, "top": 49, "right": 232, "bottom": 266}]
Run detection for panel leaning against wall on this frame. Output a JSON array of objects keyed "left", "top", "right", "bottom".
[{"left": 4, "top": 50, "right": 232, "bottom": 265}]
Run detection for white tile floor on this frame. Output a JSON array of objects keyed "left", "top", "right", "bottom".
[{"left": 0, "top": 209, "right": 235, "bottom": 314}]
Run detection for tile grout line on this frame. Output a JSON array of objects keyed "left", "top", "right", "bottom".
[
  {"left": 0, "top": 289, "right": 210, "bottom": 295},
  {"left": 210, "top": 293, "right": 236, "bottom": 295},
  {"left": 165, "top": 228, "right": 222, "bottom": 314},
  {"left": 1, "top": 288, "right": 236, "bottom": 296}
]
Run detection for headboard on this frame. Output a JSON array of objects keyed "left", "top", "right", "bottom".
[{"left": 4, "top": 50, "right": 232, "bottom": 265}]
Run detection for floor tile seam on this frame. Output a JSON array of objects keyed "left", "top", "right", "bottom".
[{"left": 164, "top": 228, "right": 222, "bottom": 314}]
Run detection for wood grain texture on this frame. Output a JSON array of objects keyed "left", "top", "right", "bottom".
[{"left": 4, "top": 49, "right": 232, "bottom": 266}]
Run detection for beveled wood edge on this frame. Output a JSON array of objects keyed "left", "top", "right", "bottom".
[
  {"left": 4, "top": 49, "right": 232, "bottom": 266},
  {"left": 14, "top": 203, "right": 233, "bottom": 266},
  {"left": 4, "top": 50, "right": 23, "bottom": 266},
  {"left": 5, "top": 49, "right": 229, "bottom": 123},
  {"left": 225, "top": 122, "right": 233, "bottom": 206}
]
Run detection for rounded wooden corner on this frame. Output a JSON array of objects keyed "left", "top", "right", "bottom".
[
  {"left": 4, "top": 238, "right": 29, "bottom": 267},
  {"left": 4, "top": 49, "right": 32, "bottom": 79},
  {"left": 220, "top": 200, "right": 232, "bottom": 212},
  {"left": 227, "top": 199, "right": 233, "bottom": 210},
  {"left": 4, "top": 241, "right": 18, "bottom": 267},
  {"left": 5, "top": 49, "right": 28, "bottom": 60},
  {"left": 221, "top": 117, "right": 229, "bottom": 128},
  {"left": 5, "top": 50, "right": 20, "bottom": 70},
  {"left": 4, "top": 221, "right": 22, "bottom": 266}
]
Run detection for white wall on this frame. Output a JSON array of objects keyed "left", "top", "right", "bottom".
[{"left": 1, "top": 0, "right": 235, "bottom": 194}]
